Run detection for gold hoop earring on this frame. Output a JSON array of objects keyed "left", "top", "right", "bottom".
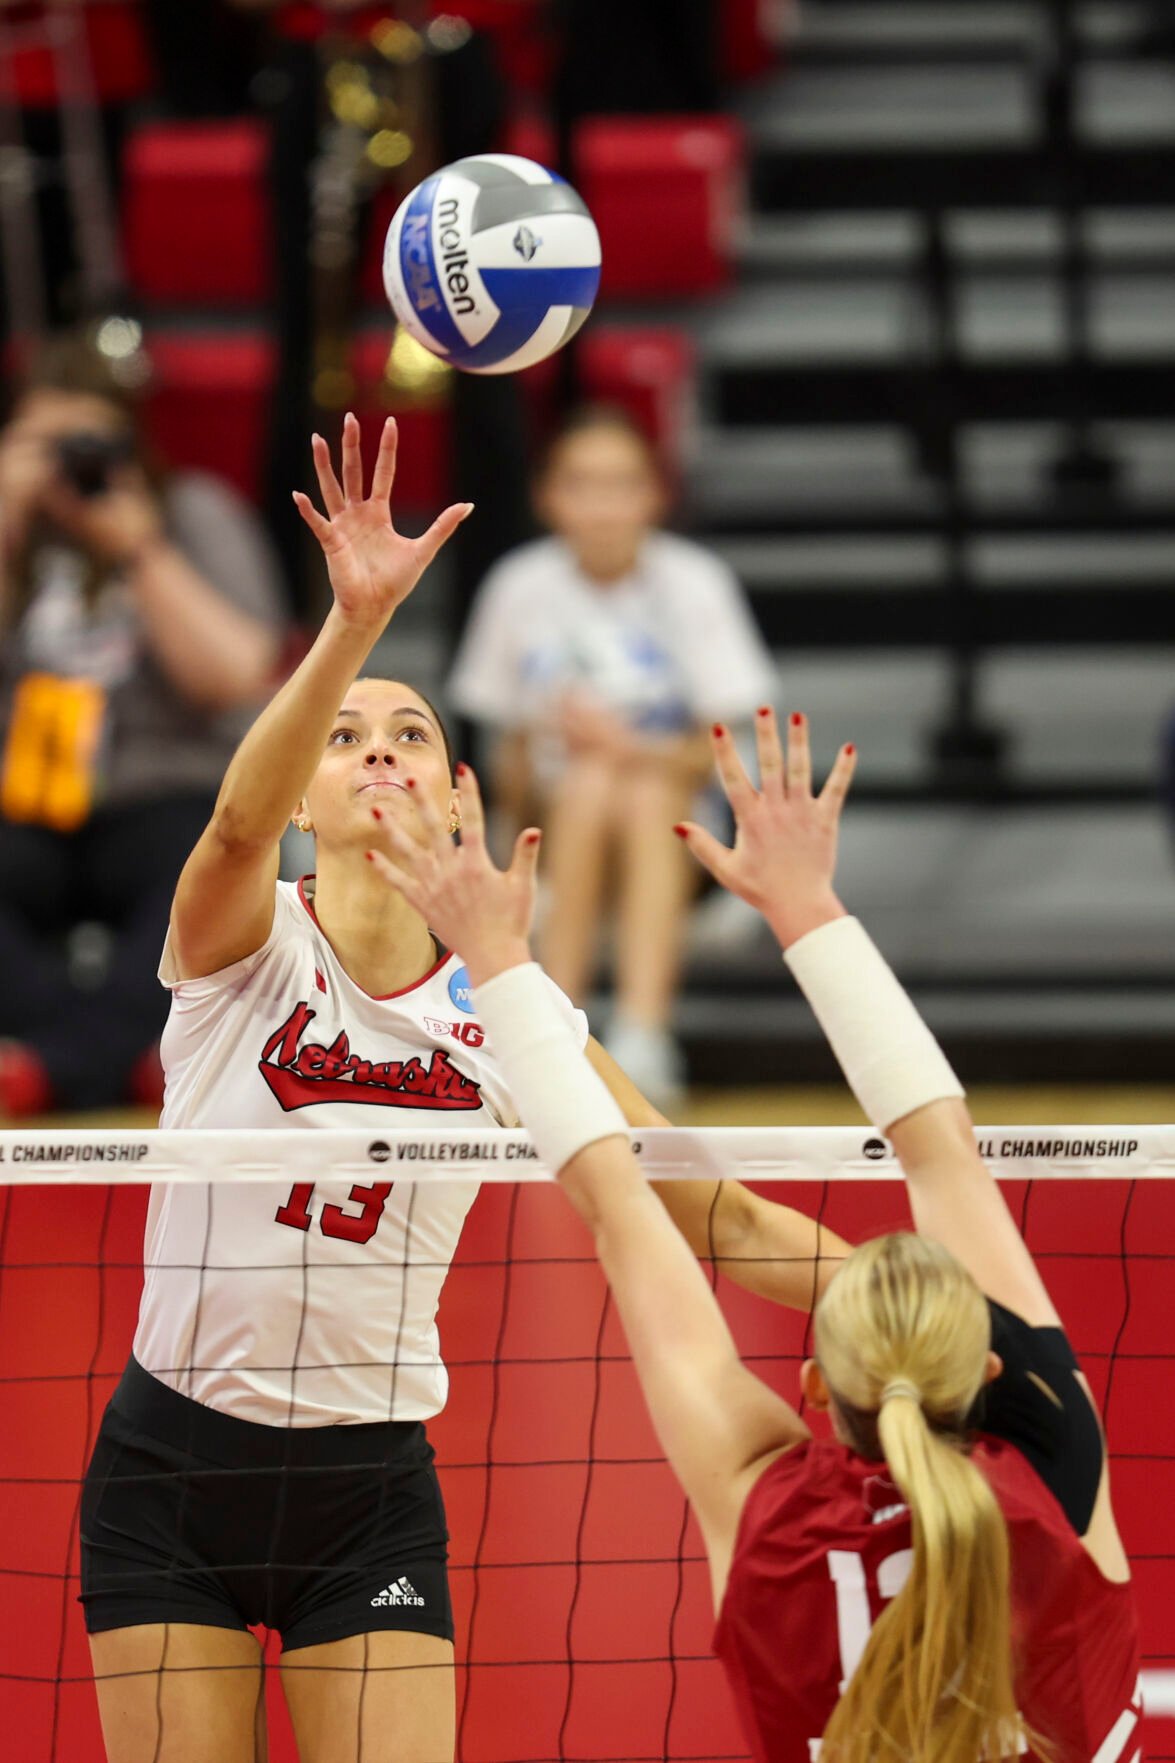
[{"left": 294, "top": 817, "right": 312, "bottom": 834}]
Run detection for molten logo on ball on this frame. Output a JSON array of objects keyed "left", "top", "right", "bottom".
[{"left": 384, "top": 152, "right": 601, "bottom": 375}]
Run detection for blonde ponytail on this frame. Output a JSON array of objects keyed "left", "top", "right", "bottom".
[{"left": 815, "top": 1234, "right": 1034, "bottom": 1763}]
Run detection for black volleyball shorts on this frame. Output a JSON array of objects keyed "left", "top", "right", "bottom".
[{"left": 80, "top": 1357, "right": 453, "bottom": 1651}]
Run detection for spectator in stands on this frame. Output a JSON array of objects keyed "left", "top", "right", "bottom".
[
  {"left": 0, "top": 329, "right": 287, "bottom": 1117},
  {"left": 447, "top": 405, "right": 777, "bottom": 1106}
]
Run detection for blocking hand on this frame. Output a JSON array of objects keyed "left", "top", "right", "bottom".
[{"left": 675, "top": 710, "right": 856, "bottom": 949}]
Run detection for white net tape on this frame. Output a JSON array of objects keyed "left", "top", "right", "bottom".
[{"left": 0, "top": 1122, "right": 1164, "bottom": 1184}]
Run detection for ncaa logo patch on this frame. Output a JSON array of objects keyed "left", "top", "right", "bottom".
[{"left": 449, "top": 966, "right": 475, "bottom": 1013}]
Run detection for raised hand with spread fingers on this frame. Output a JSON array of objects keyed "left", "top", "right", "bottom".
[
  {"left": 674, "top": 708, "right": 856, "bottom": 951},
  {"left": 366, "top": 765, "right": 543, "bottom": 987},
  {"left": 294, "top": 412, "right": 474, "bottom": 634}
]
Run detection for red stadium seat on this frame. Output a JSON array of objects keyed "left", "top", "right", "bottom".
[
  {"left": 124, "top": 120, "right": 272, "bottom": 307},
  {"left": 4, "top": 1, "right": 154, "bottom": 107},
  {"left": 578, "top": 326, "right": 697, "bottom": 477},
  {"left": 575, "top": 116, "right": 746, "bottom": 298},
  {"left": 723, "top": 0, "right": 786, "bottom": 83},
  {"left": 144, "top": 331, "right": 276, "bottom": 502}
]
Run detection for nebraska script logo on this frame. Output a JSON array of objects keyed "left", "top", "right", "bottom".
[{"left": 259, "top": 1001, "right": 484, "bottom": 1113}]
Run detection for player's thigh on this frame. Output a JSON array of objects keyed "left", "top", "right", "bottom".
[
  {"left": 281, "top": 1630, "right": 455, "bottom": 1763},
  {"left": 89, "top": 1623, "right": 267, "bottom": 1763}
]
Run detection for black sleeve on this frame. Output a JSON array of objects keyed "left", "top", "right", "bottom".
[{"left": 968, "top": 1299, "right": 1104, "bottom": 1538}]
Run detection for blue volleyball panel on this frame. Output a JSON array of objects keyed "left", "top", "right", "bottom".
[
  {"left": 396, "top": 174, "right": 471, "bottom": 358},
  {"left": 444, "top": 305, "right": 550, "bottom": 372},
  {"left": 479, "top": 265, "right": 602, "bottom": 314}
]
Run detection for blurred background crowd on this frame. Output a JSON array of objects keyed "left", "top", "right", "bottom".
[{"left": 1, "top": 0, "right": 1174, "bottom": 1118}]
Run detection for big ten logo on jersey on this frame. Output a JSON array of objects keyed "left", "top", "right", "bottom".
[{"left": 425, "top": 1015, "right": 485, "bottom": 1049}]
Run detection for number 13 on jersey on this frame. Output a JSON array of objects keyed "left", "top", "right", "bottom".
[{"left": 274, "top": 1181, "right": 393, "bottom": 1245}]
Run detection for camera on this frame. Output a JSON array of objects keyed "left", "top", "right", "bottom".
[{"left": 55, "top": 430, "right": 135, "bottom": 499}]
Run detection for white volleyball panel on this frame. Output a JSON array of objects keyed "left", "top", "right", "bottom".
[{"left": 468, "top": 211, "right": 603, "bottom": 272}]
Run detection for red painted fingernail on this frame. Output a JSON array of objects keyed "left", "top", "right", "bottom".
[
  {"left": 757, "top": 706, "right": 771, "bottom": 718},
  {"left": 371, "top": 807, "right": 382, "bottom": 821},
  {"left": 525, "top": 830, "right": 541, "bottom": 845},
  {"left": 791, "top": 712, "right": 803, "bottom": 727},
  {"left": 365, "top": 850, "right": 374, "bottom": 862},
  {"left": 845, "top": 743, "right": 856, "bottom": 756},
  {"left": 455, "top": 762, "right": 468, "bottom": 777},
  {"left": 673, "top": 824, "right": 689, "bottom": 839},
  {"left": 712, "top": 724, "right": 725, "bottom": 739}
]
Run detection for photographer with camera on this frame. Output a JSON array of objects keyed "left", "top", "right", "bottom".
[{"left": 0, "top": 331, "right": 288, "bottom": 1116}]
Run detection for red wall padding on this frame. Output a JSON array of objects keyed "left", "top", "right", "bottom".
[{"left": 0, "top": 1174, "right": 1170, "bottom": 1760}]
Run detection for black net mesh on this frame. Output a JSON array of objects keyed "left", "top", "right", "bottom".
[{"left": 0, "top": 1145, "right": 1171, "bottom": 1762}]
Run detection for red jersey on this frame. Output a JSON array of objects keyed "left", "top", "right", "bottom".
[{"left": 713, "top": 1435, "right": 1140, "bottom": 1763}]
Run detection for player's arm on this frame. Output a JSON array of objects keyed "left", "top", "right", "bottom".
[
  {"left": 366, "top": 768, "right": 810, "bottom": 1579},
  {"left": 676, "top": 713, "right": 1061, "bottom": 1327},
  {"left": 678, "top": 712, "right": 1129, "bottom": 1579},
  {"left": 170, "top": 416, "right": 471, "bottom": 980},
  {"left": 587, "top": 1035, "right": 850, "bottom": 1308}
]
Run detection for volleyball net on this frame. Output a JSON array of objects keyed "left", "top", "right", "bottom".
[{"left": 1, "top": 1123, "right": 1173, "bottom": 1763}]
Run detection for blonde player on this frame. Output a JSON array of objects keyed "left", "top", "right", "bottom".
[
  {"left": 371, "top": 710, "right": 1141, "bottom": 1763},
  {"left": 78, "top": 418, "right": 847, "bottom": 1763}
]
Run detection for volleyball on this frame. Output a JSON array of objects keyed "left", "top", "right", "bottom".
[{"left": 382, "top": 153, "right": 602, "bottom": 375}]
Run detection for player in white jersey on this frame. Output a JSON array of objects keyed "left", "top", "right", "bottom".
[{"left": 79, "top": 416, "right": 850, "bottom": 1763}]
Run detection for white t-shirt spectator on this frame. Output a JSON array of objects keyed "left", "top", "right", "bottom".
[{"left": 447, "top": 533, "right": 776, "bottom": 777}]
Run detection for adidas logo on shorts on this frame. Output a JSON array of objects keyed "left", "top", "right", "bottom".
[{"left": 371, "top": 1575, "right": 426, "bottom": 1608}]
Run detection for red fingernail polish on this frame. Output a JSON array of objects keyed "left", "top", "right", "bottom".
[
  {"left": 455, "top": 762, "right": 468, "bottom": 777},
  {"left": 757, "top": 706, "right": 771, "bottom": 718},
  {"left": 365, "top": 850, "right": 374, "bottom": 862},
  {"left": 845, "top": 743, "right": 856, "bottom": 756},
  {"left": 712, "top": 724, "right": 725, "bottom": 738},
  {"left": 791, "top": 712, "right": 803, "bottom": 727},
  {"left": 525, "top": 830, "right": 541, "bottom": 845},
  {"left": 371, "top": 807, "right": 382, "bottom": 821},
  {"left": 673, "top": 824, "right": 688, "bottom": 839}
]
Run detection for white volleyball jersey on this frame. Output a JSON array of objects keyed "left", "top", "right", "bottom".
[{"left": 133, "top": 878, "right": 588, "bottom": 1427}]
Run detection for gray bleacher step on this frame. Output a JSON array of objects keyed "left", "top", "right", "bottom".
[
  {"left": 691, "top": 418, "right": 1175, "bottom": 522},
  {"left": 676, "top": 987, "right": 1175, "bottom": 1046},
  {"left": 698, "top": 281, "right": 930, "bottom": 366},
  {"left": 953, "top": 272, "right": 1175, "bottom": 360},
  {"left": 743, "top": 66, "right": 1038, "bottom": 151},
  {"left": 709, "top": 533, "right": 948, "bottom": 590},
  {"left": 757, "top": 650, "right": 1166, "bottom": 790},
  {"left": 1078, "top": 61, "right": 1175, "bottom": 144},
  {"left": 971, "top": 531, "right": 1175, "bottom": 586},
  {"left": 687, "top": 426, "right": 936, "bottom": 520},
  {"left": 700, "top": 275, "right": 1175, "bottom": 371},
  {"left": 740, "top": 208, "right": 1175, "bottom": 275},
  {"left": 790, "top": 1, "right": 1154, "bottom": 57},
  {"left": 680, "top": 802, "right": 1175, "bottom": 985},
  {"left": 739, "top": 212, "right": 924, "bottom": 273},
  {"left": 709, "top": 530, "right": 1175, "bottom": 593},
  {"left": 962, "top": 420, "right": 1175, "bottom": 505},
  {"left": 791, "top": 2, "right": 1046, "bottom": 56}
]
